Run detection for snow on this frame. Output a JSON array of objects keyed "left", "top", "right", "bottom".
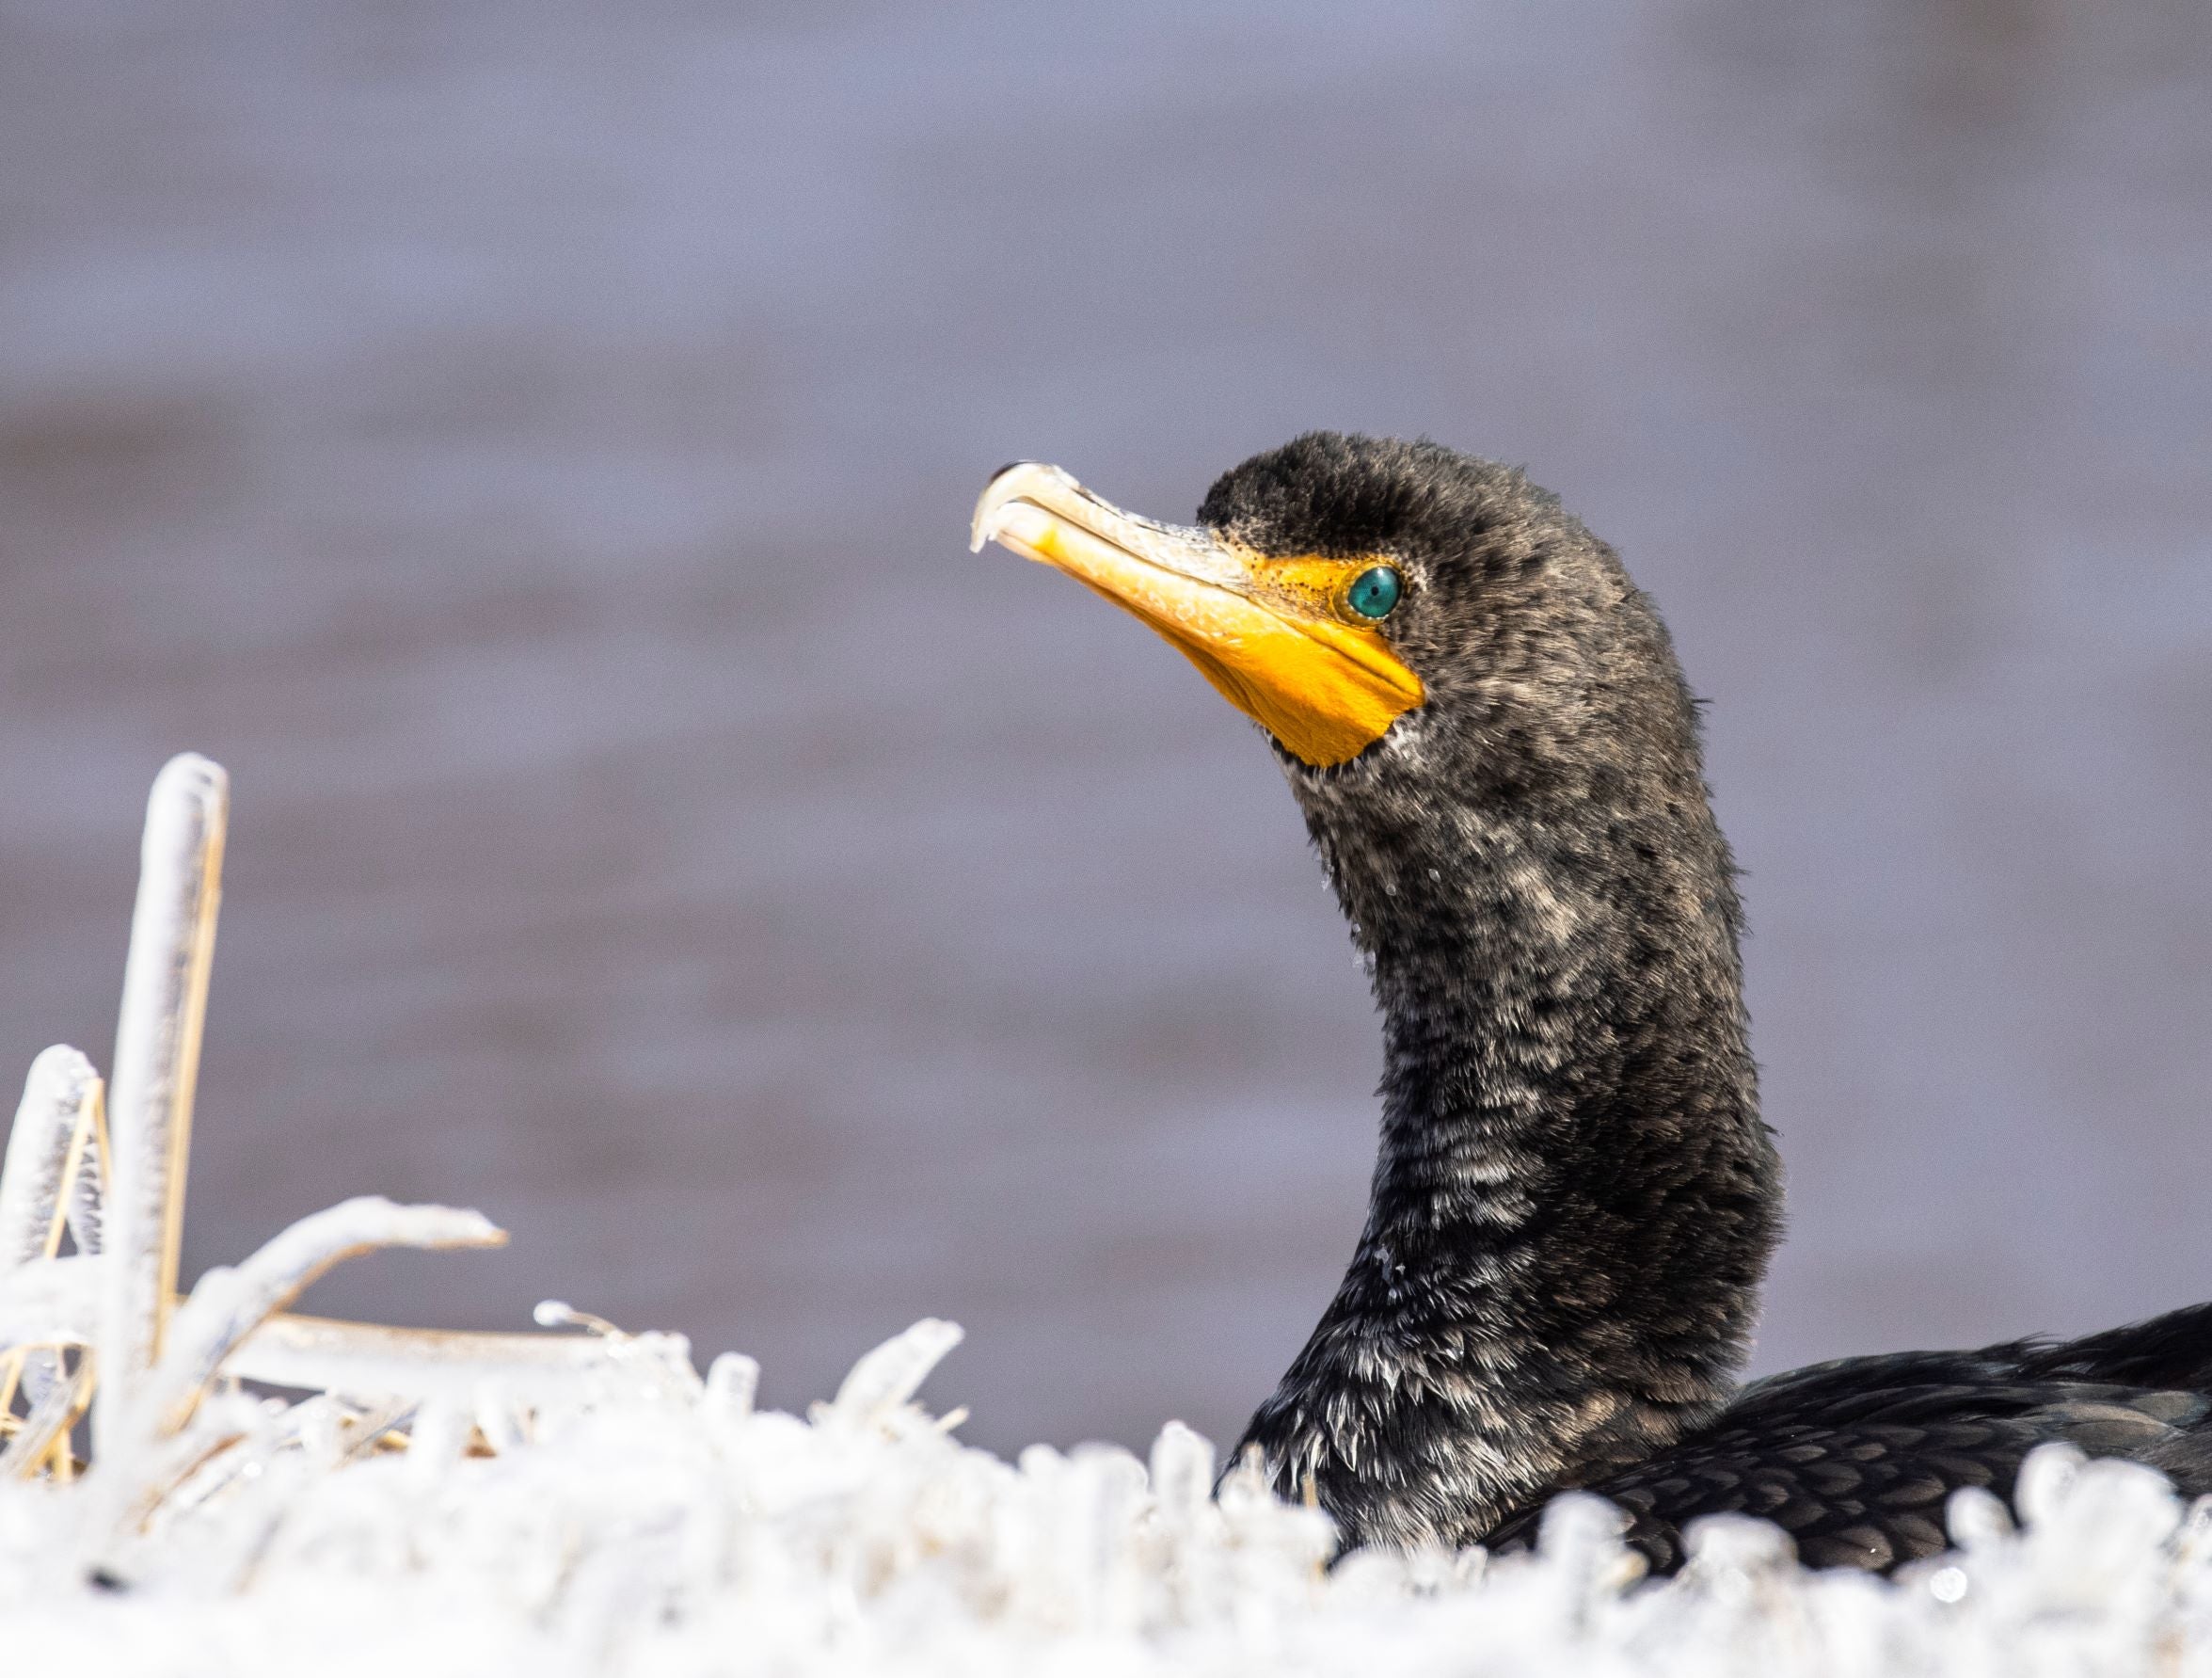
[{"left": 5, "top": 1316, "right": 2212, "bottom": 1676}]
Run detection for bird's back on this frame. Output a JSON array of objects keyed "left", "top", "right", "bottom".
[{"left": 1483, "top": 1301, "right": 2212, "bottom": 1573}]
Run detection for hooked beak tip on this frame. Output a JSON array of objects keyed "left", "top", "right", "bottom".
[{"left": 970, "top": 460, "right": 1076, "bottom": 554}]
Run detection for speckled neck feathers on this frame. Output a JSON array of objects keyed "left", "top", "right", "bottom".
[{"left": 1214, "top": 435, "right": 1782, "bottom": 1550}]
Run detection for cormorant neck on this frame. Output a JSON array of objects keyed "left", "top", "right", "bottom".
[{"left": 1238, "top": 682, "right": 1780, "bottom": 1552}]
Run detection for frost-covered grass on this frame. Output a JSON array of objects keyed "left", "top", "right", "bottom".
[
  {"left": 5, "top": 755, "right": 2206, "bottom": 1675},
  {"left": 3, "top": 1316, "right": 2210, "bottom": 1678}
]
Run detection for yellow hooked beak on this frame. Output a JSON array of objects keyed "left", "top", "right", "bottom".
[{"left": 970, "top": 463, "right": 1424, "bottom": 767}]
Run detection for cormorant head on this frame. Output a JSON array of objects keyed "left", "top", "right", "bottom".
[{"left": 973, "top": 431, "right": 1679, "bottom": 791}]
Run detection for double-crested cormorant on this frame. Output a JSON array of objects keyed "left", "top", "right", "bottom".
[{"left": 970, "top": 433, "right": 2212, "bottom": 1574}]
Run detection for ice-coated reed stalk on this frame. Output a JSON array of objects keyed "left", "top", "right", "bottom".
[
  {"left": 0, "top": 1047, "right": 104, "bottom": 1474},
  {"left": 94, "top": 754, "right": 227, "bottom": 1462}
]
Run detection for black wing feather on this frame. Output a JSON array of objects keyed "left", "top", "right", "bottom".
[{"left": 1482, "top": 1303, "right": 2212, "bottom": 1574}]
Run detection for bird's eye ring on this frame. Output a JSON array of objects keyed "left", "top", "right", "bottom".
[{"left": 1343, "top": 566, "right": 1403, "bottom": 621}]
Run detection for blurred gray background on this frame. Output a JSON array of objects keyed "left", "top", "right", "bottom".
[{"left": 2, "top": 0, "right": 2208, "bottom": 1456}]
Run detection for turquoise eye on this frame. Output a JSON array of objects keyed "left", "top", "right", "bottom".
[{"left": 1345, "top": 566, "right": 1403, "bottom": 620}]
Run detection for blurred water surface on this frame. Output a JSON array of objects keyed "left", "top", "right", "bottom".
[{"left": 1, "top": 0, "right": 2208, "bottom": 1454}]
